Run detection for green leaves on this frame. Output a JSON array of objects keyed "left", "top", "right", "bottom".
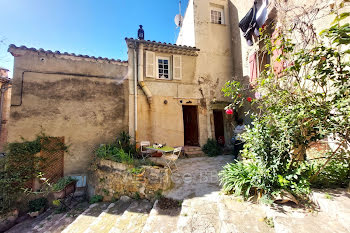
[
  {"left": 331, "top": 12, "right": 350, "bottom": 25},
  {"left": 220, "top": 13, "right": 350, "bottom": 200}
]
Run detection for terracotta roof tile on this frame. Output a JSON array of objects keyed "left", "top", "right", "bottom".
[
  {"left": 125, "top": 38, "right": 199, "bottom": 51},
  {"left": 8, "top": 44, "right": 128, "bottom": 64}
]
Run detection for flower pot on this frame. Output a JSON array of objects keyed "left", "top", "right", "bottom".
[
  {"left": 0, "top": 209, "right": 19, "bottom": 232},
  {"left": 52, "top": 180, "right": 77, "bottom": 199}
]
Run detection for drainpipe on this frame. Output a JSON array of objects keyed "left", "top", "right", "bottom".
[
  {"left": 133, "top": 42, "right": 138, "bottom": 141},
  {"left": 137, "top": 43, "right": 152, "bottom": 105}
]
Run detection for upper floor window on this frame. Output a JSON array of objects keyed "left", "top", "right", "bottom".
[
  {"left": 157, "top": 57, "right": 170, "bottom": 79},
  {"left": 145, "top": 50, "right": 182, "bottom": 80},
  {"left": 211, "top": 7, "right": 224, "bottom": 24}
]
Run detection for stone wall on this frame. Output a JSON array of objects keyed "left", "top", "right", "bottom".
[{"left": 88, "top": 159, "right": 172, "bottom": 200}]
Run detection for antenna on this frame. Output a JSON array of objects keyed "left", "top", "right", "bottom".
[{"left": 174, "top": 0, "right": 183, "bottom": 28}]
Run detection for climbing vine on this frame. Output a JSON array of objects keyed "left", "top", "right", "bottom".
[{"left": 0, "top": 134, "right": 68, "bottom": 214}]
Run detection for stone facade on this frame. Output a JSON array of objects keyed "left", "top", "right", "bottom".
[
  {"left": 88, "top": 159, "right": 172, "bottom": 200},
  {"left": 7, "top": 45, "right": 129, "bottom": 175}
]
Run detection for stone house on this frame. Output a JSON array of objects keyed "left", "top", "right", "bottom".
[{"left": 6, "top": 0, "right": 347, "bottom": 176}]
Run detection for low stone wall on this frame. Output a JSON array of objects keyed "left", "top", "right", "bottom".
[{"left": 88, "top": 159, "right": 172, "bottom": 200}]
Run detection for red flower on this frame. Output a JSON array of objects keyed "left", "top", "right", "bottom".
[
  {"left": 247, "top": 97, "right": 252, "bottom": 102},
  {"left": 225, "top": 109, "right": 233, "bottom": 115}
]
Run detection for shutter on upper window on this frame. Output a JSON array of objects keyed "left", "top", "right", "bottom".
[
  {"left": 173, "top": 55, "right": 182, "bottom": 80},
  {"left": 146, "top": 51, "right": 155, "bottom": 78}
]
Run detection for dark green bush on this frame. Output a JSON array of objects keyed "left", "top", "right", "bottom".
[
  {"left": 89, "top": 195, "right": 103, "bottom": 204},
  {"left": 28, "top": 197, "right": 47, "bottom": 212},
  {"left": 310, "top": 159, "right": 350, "bottom": 189},
  {"left": 202, "top": 139, "right": 223, "bottom": 157}
]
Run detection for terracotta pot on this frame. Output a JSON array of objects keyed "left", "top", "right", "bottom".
[
  {"left": 0, "top": 209, "right": 19, "bottom": 232},
  {"left": 52, "top": 180, "right": 77, "bottom": 199}
]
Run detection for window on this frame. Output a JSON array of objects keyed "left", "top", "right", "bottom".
[
  {"left": 211, "top": 7, "right": 224, "bottom": 24},
  {"left": 157, "top": 57, "right": 170, "bottom": 79}
]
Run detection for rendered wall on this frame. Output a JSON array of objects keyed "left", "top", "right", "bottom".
[
  {"left": 128, "top": 47, "right": 209, "bottom": 147},
  {"left": 8, "top": 48, "right": 129, "bottom": 175}
]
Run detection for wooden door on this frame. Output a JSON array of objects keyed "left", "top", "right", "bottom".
[
  {"left": 183, "top": 105, "right": 199, "bottom": 146},
  {"left": 213, "top": 110, "right": 225, "bottom": 145}
]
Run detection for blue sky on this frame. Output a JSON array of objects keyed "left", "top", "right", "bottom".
[{"left": 0, "top": 0, "right": 189, "bottom": 77}]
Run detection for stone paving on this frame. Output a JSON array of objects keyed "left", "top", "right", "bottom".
[{"left": 5, "top": 155, "right": 350, "bottom": 233}]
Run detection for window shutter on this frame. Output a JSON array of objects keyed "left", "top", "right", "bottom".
[
  {"left": 173, "top": 55, "right": 182, "bottom": 80},
  {"left": 146, "top": 51, "right": 155, "bottom": 78}
]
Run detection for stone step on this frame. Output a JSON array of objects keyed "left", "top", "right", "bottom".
[
  {"left": 84, "top": 196, "right": 133, "bottom": 233},
  {"left": 217, "top": 195, "right": 273, "bottom": 233},
  {"left": 141, "top": 199, "right": 182, "bottom": 233},
  {"left": 108, "top": 199, "right": 153, "bottom": 233},
  {"left": 5, "top": 208, "right": 54, "bottom": 233},
  {"left": 61, "top": 202, "right": 110, "bottom": 233},
  {"left": 184, "top": 151, "right": 206, "bottom": 158},
  {"left": 271, "top": 211, "right": 349, "bottom": 233},
  {"left": 176, "top": 197, "right": 220, "bottom": 233},
  {"left": 184, "top": 146, "right": 202, "bottom": 152},
  {"left": 309, "top": 188, "right": 350, "bottom": 232},
  {"left": 43, "top": 202, "right": 90, "bottom": 233}
]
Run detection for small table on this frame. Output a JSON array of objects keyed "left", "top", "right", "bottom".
[{"left": 146, "top": 146, "right": 175, "bottom": 155}]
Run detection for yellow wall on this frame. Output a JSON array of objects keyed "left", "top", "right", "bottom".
[{"left": 8, "top": 48, "right": 129, "bottom": 175}]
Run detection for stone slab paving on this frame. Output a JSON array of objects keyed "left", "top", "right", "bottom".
[
  {"left": 141, "top": 200, "right": 181, "bottom": 233},
  {"left": 108, "top": 199, "right": 153, "bottom": 233},
  {"left": 61, "top": 202, "right": 110, "bottom": 233},
  {"left": 84, "top": 196, "right": 133, "bottom": 233},
  {"left": 218, "top": 195, "right": 273, "bottom": 233}
]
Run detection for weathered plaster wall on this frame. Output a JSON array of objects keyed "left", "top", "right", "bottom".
[
  {"left": 185, "top": 0, "right": 236, "bottom": 140},
  {"left": 0, "top": 85, "right": 11, "bottom": 152},
  {"left": 8, "top": 48, "right": 129, "bottom": 175},
  {"left": 128, "top": 46, "right": 208, "bottom": 146}
]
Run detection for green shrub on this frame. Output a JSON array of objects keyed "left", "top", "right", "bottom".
[
  {"left": 95, "top": 131, "right": 137, "bottom": 164},
  {"left": 202, "top": 139, "right": 223, "bottom": 157},
  {"left": 89, "top": 195, "right": 103, "bottom": 204},
  {"left": 219, "top": 161, "right": 262, "bottom": 197},
  {"left": 52, "top": 177, "right": 77, "bottom": 192},
  {"left": 28, "top": 197, "right": 47, "bottom": 212},
  {"left": 309, "top": 159, "right": 350, "bottom": 189}
]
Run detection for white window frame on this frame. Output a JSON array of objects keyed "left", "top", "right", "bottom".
[
  {"left": 156, "top": 56, "right": 171, "bottom": 80},
  {"left": 210, "top": 7, "right": 224, "bottom": 24}
]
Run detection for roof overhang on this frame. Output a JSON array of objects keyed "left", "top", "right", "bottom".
[{"left": 125, "top": 38, "right": 199, "bottom": 56}]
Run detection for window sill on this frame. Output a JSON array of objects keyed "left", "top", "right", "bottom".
[{"left": 211, "top": 23, "right": 227, "bottom": 26}]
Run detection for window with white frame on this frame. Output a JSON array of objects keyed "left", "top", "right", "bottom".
[
  {"left": 211, "top": 7, "right": 224, "bottom": 24},
  {"left": 157, "top": 57, "right": 170, "bottom": 79}
]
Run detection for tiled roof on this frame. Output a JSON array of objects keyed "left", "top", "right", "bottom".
[
  {"left": 8, "top": 44, "right": 128, "bottom": 64},
  {"left": 125, "top": 38, "right": 200, "bottom": 55}
]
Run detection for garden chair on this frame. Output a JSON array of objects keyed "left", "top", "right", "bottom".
[
  {"left": 140, "top": 141, "right": 152, "bottom": 160},
  {"left": 163, "top": 147, "right": 182, "bottom": 173}
]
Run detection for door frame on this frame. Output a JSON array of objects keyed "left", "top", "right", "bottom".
[{"left": 182, "top": 105, "right": 200, "bottom": 146}]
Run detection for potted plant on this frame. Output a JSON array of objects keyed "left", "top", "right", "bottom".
[
  {"left": 52, "top": 176, "right": 78, "bottom": 199},
  {"left": 28, "top": 197, "right": 47, "bottom": 217}
]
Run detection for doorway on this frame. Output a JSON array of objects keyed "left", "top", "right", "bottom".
[
  {"left": 183, "top": 105, "right": 199, "bottom": 146},
  {"left": 213, "top": 110, "right": 225, "bottom": 145}
]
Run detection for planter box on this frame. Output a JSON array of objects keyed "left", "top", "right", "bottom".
[{"left": 52, "top": 180, "right": 77, "bottom": 199}]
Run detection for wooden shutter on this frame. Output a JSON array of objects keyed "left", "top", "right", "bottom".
[
  {"left": 173, "top": 55, "right": 182, "bottom": 80},
  {"left": 146, "top": 51, "right": 155, "bottom": 78}
]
